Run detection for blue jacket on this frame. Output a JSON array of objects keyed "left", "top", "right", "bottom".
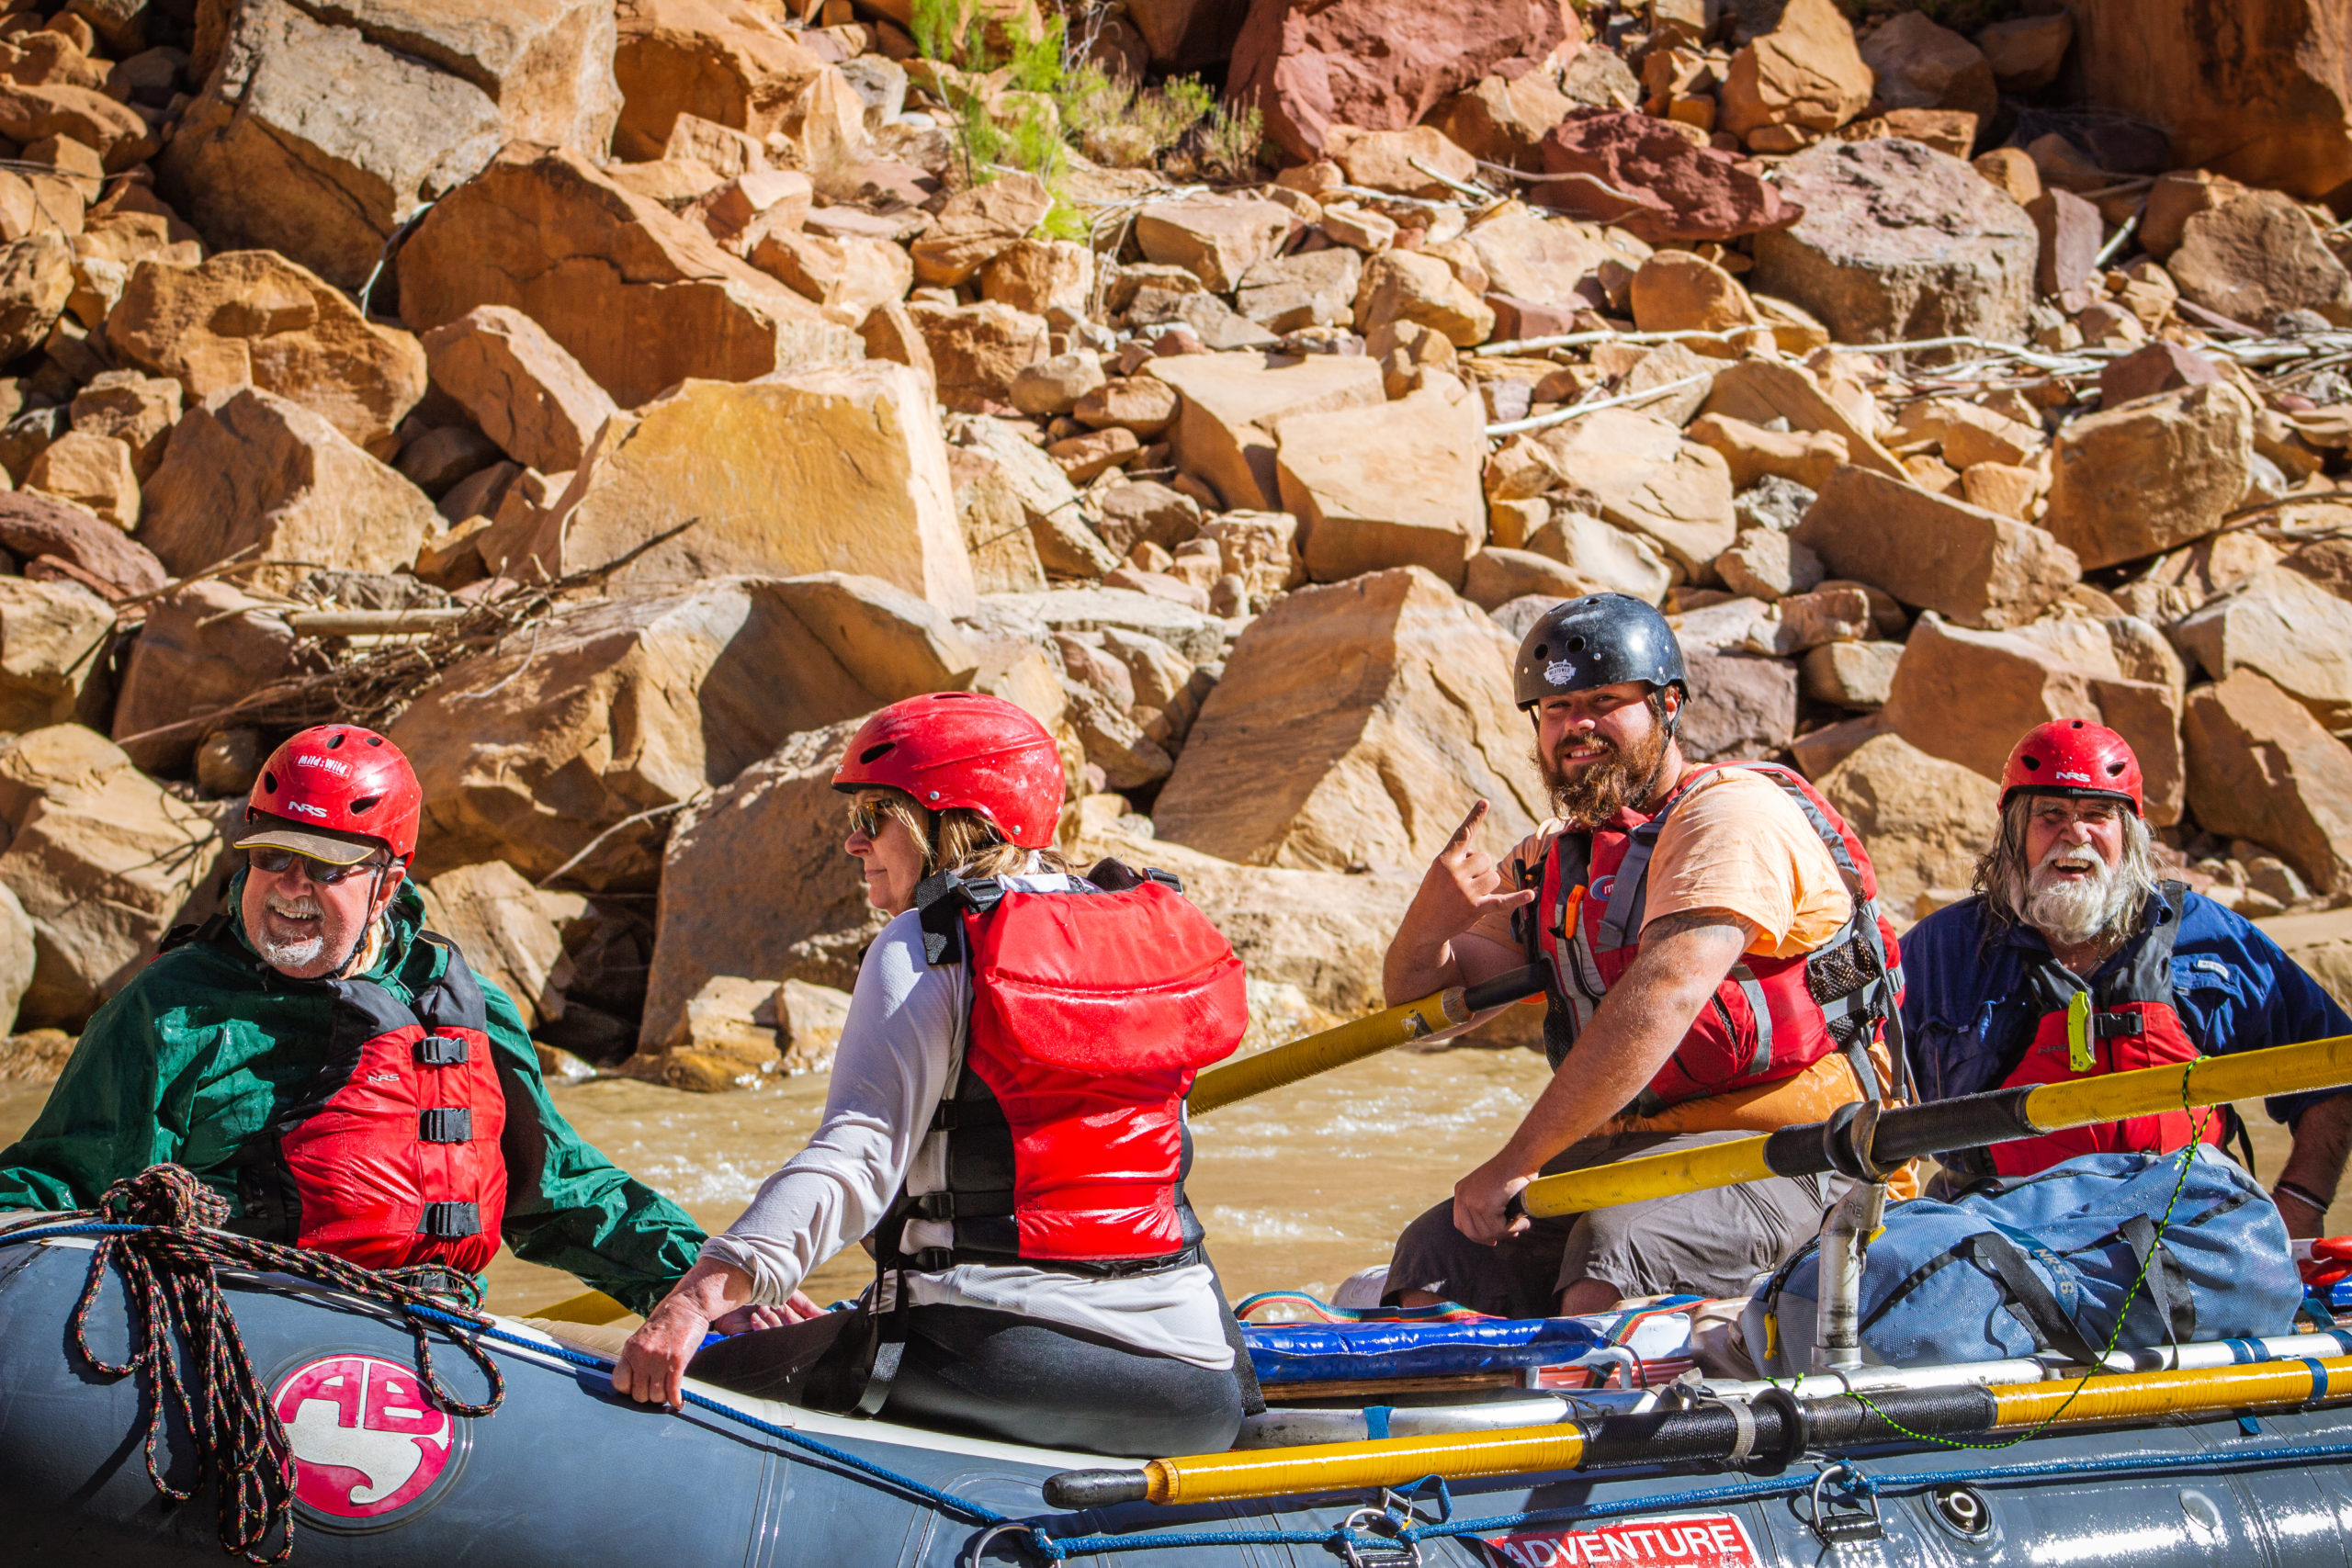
[{"left": 1899, "top": 888, "right": 2352, "bottom": 1128}]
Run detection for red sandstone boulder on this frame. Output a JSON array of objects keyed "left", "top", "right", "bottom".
[
  {"left": 1229, "top": 0, "right": 1579, "bottom": 163},
  {"left": 1531, "top": 108, "right": 1804, "bottom": 243}
]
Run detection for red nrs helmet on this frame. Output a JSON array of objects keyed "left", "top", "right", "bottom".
[
  {"left": 241, "top": 725, "right": 424, "bottom": 863},
  {"left": 832, "top": 693, "right": 1063, "bottom": 850},
  {"left": 2000, "top": 719, "right": 2143, "bottom": 817}
]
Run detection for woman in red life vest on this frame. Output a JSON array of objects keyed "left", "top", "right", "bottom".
[{"left": 614, "top": 694, "right": 1256, "bottom": 1456}]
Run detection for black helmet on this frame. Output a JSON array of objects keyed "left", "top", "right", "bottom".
[{"left": 1512, "top": 593, "right": 1688, "bottom": 711}]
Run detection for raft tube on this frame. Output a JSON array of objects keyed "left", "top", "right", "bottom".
[{"left": 14, "top": 1231, "right": 2352, "bottom": 1567}]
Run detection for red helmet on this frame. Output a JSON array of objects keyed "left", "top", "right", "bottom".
[
  {"left": 2000, "top": 719, "right": 2143, "bottom": 817},
  {"left": 240, "top": 725, "right": 425, "bottom": 863},
  {"left": 831, "top": 694, "right": 1063, "bottom": 849}
]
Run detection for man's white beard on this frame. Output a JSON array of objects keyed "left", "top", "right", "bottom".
[
  {"left": 2019, "top": 838, "right": 2133, "bottom": 948},
  {"left": 254, "top": 890, "right": 326, "bottom": 971}
]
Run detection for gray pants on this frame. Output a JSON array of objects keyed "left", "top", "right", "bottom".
[{"left": 1385, "top": 1129, "right": 1840, "bottom": 1316}]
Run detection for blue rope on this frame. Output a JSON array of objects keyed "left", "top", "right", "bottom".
[{"left": 17, "top": 1223, "right": 2352, "bottom": 1562}]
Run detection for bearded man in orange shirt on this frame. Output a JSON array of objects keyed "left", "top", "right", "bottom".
[{"left": 1381, "top": 594, "right": 1908, "bottom": 1316}]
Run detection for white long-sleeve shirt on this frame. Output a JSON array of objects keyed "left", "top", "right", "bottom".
[{"left": 699, "top": 873, "right": 1236, "bottom": 1371}]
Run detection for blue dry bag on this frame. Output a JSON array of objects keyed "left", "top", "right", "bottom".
[{"left": 1747, "top": 1148, "right": 2302, "bottom": 1375}]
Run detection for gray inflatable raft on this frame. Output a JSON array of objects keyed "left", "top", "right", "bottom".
[{"left": 10, "top": 1228, "right": 2352, "bottom": 1567}]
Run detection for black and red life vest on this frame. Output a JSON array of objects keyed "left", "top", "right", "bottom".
[
  {"left": 881, "top": 862, "right": 1247, "bottom": 1275},
  {"left": 1982, "top": 882, "right": 2221, "bottom": 1179},
  {"left": 1519, "top": 762, "right": 1905, "bottom": 1117},
  {"left": 173, "top": 918, "right": 510, "bottom": 1274}
]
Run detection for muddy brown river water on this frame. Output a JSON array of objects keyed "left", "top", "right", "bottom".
[{"left": 0, "top": 1057, "right": 2330, "bottom": 1322}]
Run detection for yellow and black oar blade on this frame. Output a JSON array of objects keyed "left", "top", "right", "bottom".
[
  {"left": 1187, "top": 965, "right": 1544, "bottom": 1116},
  {"left": 1515, "top": 1031, "right": 2352, "bottom": 1219}
]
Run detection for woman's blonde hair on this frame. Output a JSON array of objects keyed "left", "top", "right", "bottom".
[{"left": 858, "top": 788, "right": 1070, "bottom": 880}]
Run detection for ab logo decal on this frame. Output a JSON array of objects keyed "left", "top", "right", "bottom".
[{"left": 272, "top": 1354, "right": 458, "bottom": 1520}]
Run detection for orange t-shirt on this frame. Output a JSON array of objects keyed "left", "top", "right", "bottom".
[{"left": 1481, "top": 766, "right": 1852, "bottom": 958}]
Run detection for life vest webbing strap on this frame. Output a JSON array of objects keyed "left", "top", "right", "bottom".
[{"left": 1732, "top": 965, "right": 1772, "bottom": 1078}]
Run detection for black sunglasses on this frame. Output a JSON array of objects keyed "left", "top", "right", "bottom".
[
  {"left": 846, "top": 800, "right": 888, "bottom": 840},
  {"left": 247, "top": 847, "right": 387, "bottom": 885}
]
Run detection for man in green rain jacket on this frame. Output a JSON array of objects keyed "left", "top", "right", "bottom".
[{"left": 0, "top": 725, "right": 705, "bottom": 1316}]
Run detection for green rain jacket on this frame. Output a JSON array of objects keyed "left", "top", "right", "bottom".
[{"left": 0, "top": 875, "right": 705, "bottom": 1314}]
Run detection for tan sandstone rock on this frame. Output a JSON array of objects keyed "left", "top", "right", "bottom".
[
  {"left": 138, "top": 387, "right": 437, "bottom": 591},
  {"left": 0, "top": 576, "right": 111, "bottom": 733},
  {"left": 1145, "top": 350, "right": 1385, "bottom": 512},
  {"left": 160, "top": 0, "right": 620, "bottom": 290},
  {"left": 109, "top": 578, "right": 315, "bottom": 773},
  {"left": 1880, "top": 613, "right": 2186, "bottom": 825},
  {"left": 2041, "top": 381, "right": 2254, "bottom": 570},
  {"left": 908, "top": 173, "right": 1049, "bottom": 288},
  {"left": 392, "top": 575, "right": 968, "bottom": 890},
  {"left": 1533, "top": 407, "right": 1736, "bottom": 573},
  {"left": 397, "top": 143, "right": 857, "bottom": 410},
  {"left": 906, "top": 299, "right": 1049, "bottom": 412},
  {"left": 1136, "top": 197, "right": 1295, "bottom": 294},
  {"left": 420, "top": 304, "right": 620, "bottom": 475},
  {"left": 516, "top": 365, "right": 974, "bottom": 611},
  {"left": 1816, "top": 731, "right": 2001, "bottom": 919},
  {"left": 0, "top": 723, "right": 232, "bottom": 1028},
  {"left": 1155, "top": 566, "right": 1545, "bottom": 873},
  {"left": 26, "top": 430, "right": 134, "bottom": 528},
  {"left": 1719, "top": 0, "right": 1872, "bottom": 141},
  {"left": 2185, "top": 668, "right": 2352, "bottom": 894},
  {"left": 2174, "top": 565, "right": 2352, "bottom": 734},
  {"left": 107, "top": 249, "right": 429, "bottom": 457},
  {"left": 420, "top": 860, "right": 576, "bottom": 1032},
  {"left": 1792, "top": 466, "right": 2079, "bottom": 630},
  {"left": 1278, "top": 384, "right": 1487, "bottom": 587}
]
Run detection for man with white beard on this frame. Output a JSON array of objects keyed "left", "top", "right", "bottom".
[
  {"left": 0, "top": 725, "right": 714, "bottom": 1314},
  {"left": 1900, "top": 720, "right": 2352, "bottom": 1235}
]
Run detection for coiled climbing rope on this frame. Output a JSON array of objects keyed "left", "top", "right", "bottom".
[{"left": 50, "top": 1165, "right": 506, "bottom": 1563}]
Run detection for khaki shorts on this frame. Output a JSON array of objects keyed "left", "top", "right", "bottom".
[{"left": 1384, "top": 1129, "right": 1840, "bottom": 1316}]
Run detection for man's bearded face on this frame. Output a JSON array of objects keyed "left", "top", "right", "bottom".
[
  {"left": 2018, "top": 829, "right": 2132, "bottom": 947},
  {"left": 1537, "top": 698, "right": 1668, "bottom": 828}
]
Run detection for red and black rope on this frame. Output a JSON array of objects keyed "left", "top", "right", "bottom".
[{"left": 60, "top": 1165, "right": 506, "bottom": 1562}]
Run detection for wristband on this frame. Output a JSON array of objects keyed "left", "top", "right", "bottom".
[{"left": 2274, "top": 1180, "right": 2334, "bottom": 1214}]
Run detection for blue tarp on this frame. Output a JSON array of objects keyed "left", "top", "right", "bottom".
[{"left": 1242, "top": 1316, "right": 1614, "bottom": 1384}]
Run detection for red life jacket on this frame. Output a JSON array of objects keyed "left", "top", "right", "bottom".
[
  {"left": 1521, "top": 763, "right": 1905, "bottom": 1115},
  {"left": 1984, "top": 882, "right": 2222, "bottom": 1179},
  {"left": 180, "top": 917, "right": 510, "bottom": 1275},
  {"left": 885, "top": 863, "right": 1246, "bottom": 1273}
]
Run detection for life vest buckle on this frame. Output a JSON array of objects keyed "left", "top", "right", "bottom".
[
  {"left": 414, "top": 1032, "right": 470, "bottom": 1066},
  {"left": 419, "top": 1108, "right": 473, "bottom": 1143},
  {"left": 417, "top": 1201, "right": 481, "bottom": 1238}
]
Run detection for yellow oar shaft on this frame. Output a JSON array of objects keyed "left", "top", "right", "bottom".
[
  {"left": 1521, "top": 1031, "right": 2352, "bottom": 1218},
  {"left": 1056, "top": 1356, "right": 2352, "bottom": 1509},
  {"left": 2024, "top": 1032, "right": 2352, "bottom": 1131},
  {"left": 1987, "top": 1357, "right": 2352, "bottom": 1427},
  {"left": 1139, "top": 1423, "right": 1586, "bottom": 1506},
  {"left": 1187, "top": 989, "right": 1469, "bottom": 1115}
]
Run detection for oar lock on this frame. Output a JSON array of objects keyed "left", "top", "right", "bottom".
[{"left": 1817, "top": 1099, "right": 1905, "bottom": 1183}]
